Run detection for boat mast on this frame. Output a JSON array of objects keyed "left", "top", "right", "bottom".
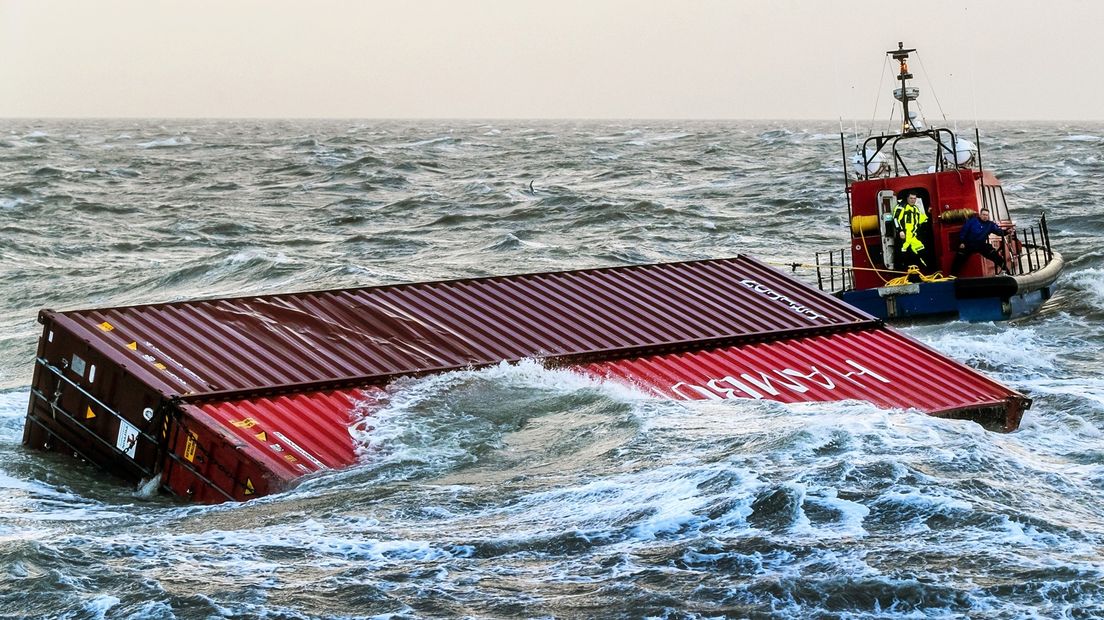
[{"left": 889, "top": 42, "right": 917, "bottom": 134}]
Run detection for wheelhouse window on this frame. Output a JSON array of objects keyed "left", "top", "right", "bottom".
[{"left": 982, "top": 185, "right": 1011, "bottom": 222}]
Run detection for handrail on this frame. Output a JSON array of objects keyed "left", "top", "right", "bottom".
[
  {"left": 1005, "top": 216, "right": 1053, "bottom": 277},
  {"left": 857, "top": 127, "right": 966, "bottom": 180}
]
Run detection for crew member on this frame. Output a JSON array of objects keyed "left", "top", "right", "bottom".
[
  {"left": 894, "top": 193, "right": 928, "bottom": 268},
  {"left": 950, "top": 207, "right": 1012, "bottom": 276}
]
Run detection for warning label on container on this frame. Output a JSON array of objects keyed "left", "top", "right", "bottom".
[
  {"left": 272, "top": 431, "right": 326, "bottom": 470},
  {"left": 184, "top": 431, "right": 198, "bottom": 462},
  {"left": 116, "top": 420, "right": 140, "bottom": 459}
]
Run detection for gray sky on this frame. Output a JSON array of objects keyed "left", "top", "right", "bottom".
[{"left": 4, "top": 0, "right": 1102, "bottom": 120}]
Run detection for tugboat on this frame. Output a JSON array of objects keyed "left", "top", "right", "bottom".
[{"left": 813, "top": 43, "right": 1063, "bottom": 321}]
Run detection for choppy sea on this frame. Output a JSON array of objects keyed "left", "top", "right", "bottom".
[{"left": 1, "top": 120, "right": 1102, "bottom": 619}]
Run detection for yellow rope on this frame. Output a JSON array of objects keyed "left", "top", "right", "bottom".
[
  {"left": 763, "top": 260, "right": 955, "bottom": 285},
  {"left": 858, "top": 228, "right": 890, "bottom": 284},
  {"left": 882, "top": 265, "right": 955, "bottom": 287}
]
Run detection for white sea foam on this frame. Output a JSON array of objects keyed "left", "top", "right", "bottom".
[
  {"left": 472, "top": 460, "right": 752, "bottom": 543},
  {"left": 3, "top": 119, "right": 1104, "bottom": 619},
  {"left": 224, "top": 248, "right": 293, "bottom": 266},
  {"left": 0, "top": 389, "right": 30, "bottom": 444},
  {"left": 908, "top": 324, "right": 1057, "bottom": 377},
  {"left": 137, "top": 136, "right": 192, "bottom": 148},
  {"left": 1067, "top": 268, "right": 1104, "bottom": 310},
  {"left": 1018, "top": 376, "right": 1104, "bottom": 410},
  {"left": 0, "top": 388, "right": 27, "bottom": 417},
  {"left": 79, "top": 595, "right": 121, "bottom": 620}
]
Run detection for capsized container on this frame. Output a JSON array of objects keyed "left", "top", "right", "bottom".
[{"left": 24, "top": 255, "right": 1028, "bottom": 502}]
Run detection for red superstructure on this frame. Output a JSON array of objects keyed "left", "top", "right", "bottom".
[{"left": 848, "top": 168, "right": 1015, "bottom": 289}]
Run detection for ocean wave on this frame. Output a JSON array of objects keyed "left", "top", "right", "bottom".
[
  {"left": 2, "top": 119, "right": 1104, "bottom": 619},
  {"left": 137, "top": 136, "right": 193, "bottom": 149}
]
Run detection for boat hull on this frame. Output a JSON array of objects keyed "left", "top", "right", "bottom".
[{"left": 839, "top": 252, "right": 1063, "bottom": 322}]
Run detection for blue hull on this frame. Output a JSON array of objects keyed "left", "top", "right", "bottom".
[{"left": 839, "top": 278, "right": 1057, "bottom": 322}]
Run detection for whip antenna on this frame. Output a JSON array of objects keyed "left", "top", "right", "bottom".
[
  {"left": 914, "top": 51, "right": 949, "bottom": 124},
  {"left": 867, "top": 53, "right": 890, "bottom": 139}
]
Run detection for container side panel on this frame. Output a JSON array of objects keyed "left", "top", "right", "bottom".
[
  {"left": 194, "top": 387, "right": 383, "bottom": 481},
  {"left": 584, "top": 328, "right": 1020, "bottom": 414}
]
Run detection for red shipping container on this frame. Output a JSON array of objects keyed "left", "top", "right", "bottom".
[{"left": 23, "top": 256, "right": 1028, "bottom": 503}]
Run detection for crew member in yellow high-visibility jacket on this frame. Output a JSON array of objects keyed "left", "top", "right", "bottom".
[{"left": 894, "top": 193, "right": 928, "bottom": 268}]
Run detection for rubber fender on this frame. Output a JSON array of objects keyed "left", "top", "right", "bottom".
[
  {"left": 939, "top": 208, "right": 974, "bottom": 223},
  {"left": 953, "top": 275, "right": 1018, "bottom": 299}
]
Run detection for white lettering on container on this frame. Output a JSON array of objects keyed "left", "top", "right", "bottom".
[
  {"left": 669, "top": 359, "right": 891, "bottom": 402},
  {"left": 739, "top": 279, "right": 825, "bottom": 321}
]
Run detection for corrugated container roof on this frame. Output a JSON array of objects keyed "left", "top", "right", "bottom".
[{"left": 46, "top": 256, "right": 876, "bottom": 401}]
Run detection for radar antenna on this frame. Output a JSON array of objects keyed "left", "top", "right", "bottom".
[{"left": 888, "top": 42, "right": 920, "bottom": 133}]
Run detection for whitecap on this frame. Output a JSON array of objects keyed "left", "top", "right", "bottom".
[
  {"left": 80, "top": 595, "right": 121, "bottom": 620},
  {"left": 909, "top": 324, "right": 1057, "bottom": 376},
  {"left": 348, "top": 360, "right": 644, "bottom": 454},
  {"left": 224, "top": 248, "right": 293, "bottom": 266},
  {"left": 137, "top": 136, "right": 192, "bottom": 149},
  {"left": 1065, "top": 268, "right": 1104, "bottom": 311}
]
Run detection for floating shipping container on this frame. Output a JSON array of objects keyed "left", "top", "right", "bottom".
[{"left": 24, "top": 256, "right": 1029, "bottom": 503}]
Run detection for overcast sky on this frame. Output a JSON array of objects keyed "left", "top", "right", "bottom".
[{"left": 3, "top": 0, "right": 1102, "bottom": 120}]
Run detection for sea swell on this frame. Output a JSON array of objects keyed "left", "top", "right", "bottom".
[{"left": 1, "top": 119, "right": 1103, "bottom": 618}]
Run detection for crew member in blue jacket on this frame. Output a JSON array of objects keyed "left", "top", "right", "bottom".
[{"left": 950, "top": 207, "right": 1012, "bottom": 276}]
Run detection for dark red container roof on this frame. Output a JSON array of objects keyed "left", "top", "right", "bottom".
[{"left": 46, "top": 256, "right": 875, "bottom": 401}]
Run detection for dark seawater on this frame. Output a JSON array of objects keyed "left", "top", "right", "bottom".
[{"left": 1, "top": 119, "right": 1102, "bottom": 619}]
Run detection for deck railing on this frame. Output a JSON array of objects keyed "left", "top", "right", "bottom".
[
  {"left": 1005, "top": 214, "right": 1054, "bottom": 277},
  {"left": 813, "top": 247, "right": 853, "bottom": 294}
]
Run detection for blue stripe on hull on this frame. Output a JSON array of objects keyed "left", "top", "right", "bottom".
[{"left": 840, "top": 281, "right": 1055, "bottom": 322}]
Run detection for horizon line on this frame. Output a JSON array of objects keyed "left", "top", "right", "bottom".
[{"left": 2, "top": 116, "right": 1101, "bottom": 123}]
